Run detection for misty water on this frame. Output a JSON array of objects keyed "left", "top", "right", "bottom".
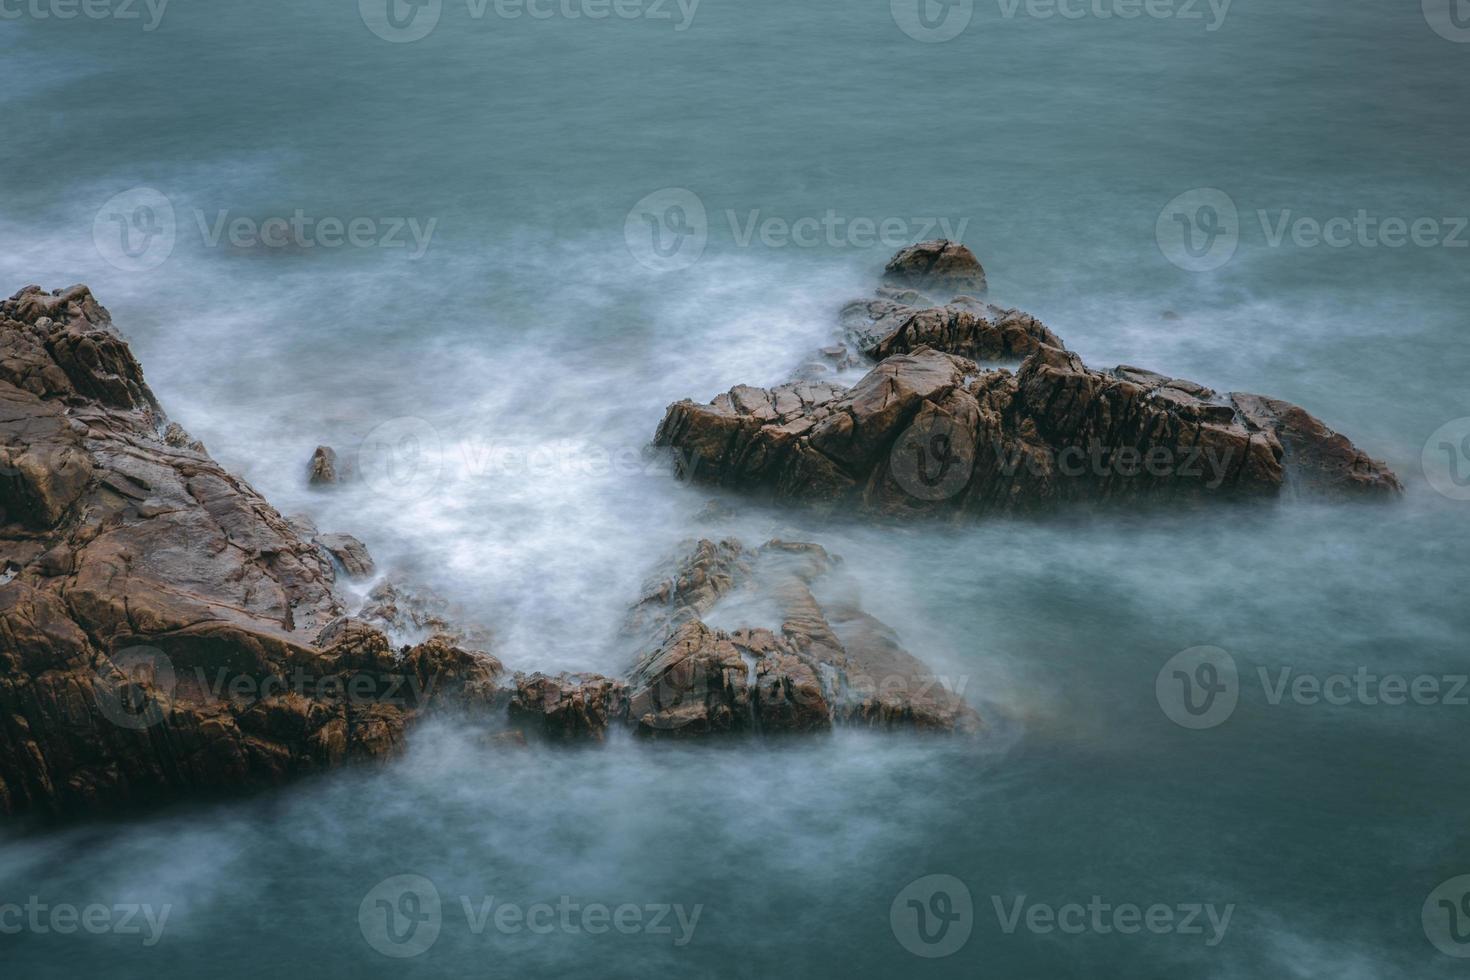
[{"left": 3, "top": 0, "right": 1469, "bottom": 976}]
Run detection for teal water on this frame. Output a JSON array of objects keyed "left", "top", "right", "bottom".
[{"left": 2, "top": 1, "right": 1468, "bottom": 976}]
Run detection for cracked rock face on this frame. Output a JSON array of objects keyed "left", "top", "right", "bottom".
[
  {"left": 655, "top": 244, "right": 1401, "bottom": 516},
  {"left": 0, "top": 286, "right": 501, "bottom": 817},
  {"left": 623, "top": 539, "right": 980, "bottom": 737},
  {"left": 883, "top": 240, "right": 988, "bottom": 297}
]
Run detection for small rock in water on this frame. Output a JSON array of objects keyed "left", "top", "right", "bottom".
[{"left": 308, "top": 445, "right": 338, "bottom": 485}]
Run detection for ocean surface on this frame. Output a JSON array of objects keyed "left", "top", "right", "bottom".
[{"left": 2, "top": 0, "right": 1468, "bottom": 976}]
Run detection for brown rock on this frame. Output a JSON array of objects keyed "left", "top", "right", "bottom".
[
  {"left": 883, "top": 240, "right": 987, "bottom": 296},
  {"left": 307, "top": 445, "right": 338, "bottom": 485}
]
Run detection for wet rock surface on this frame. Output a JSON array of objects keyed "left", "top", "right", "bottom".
[
  {"left": 883, "top": 240, "right": 988, "bottom": 297},
  {"left": 0, "top": 283, "right": 981, "bottom": 816},
  {"left": 656, "top": 244, "right": 1402, "bottom": 515},
  {"left": 624, "top": 539, "right": 979, "bottom": 737},
  {"left": 0, "top": 287, "right": 502, "bottom": 817}
]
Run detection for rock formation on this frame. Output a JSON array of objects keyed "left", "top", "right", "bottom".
[
  {"left": 0, "top": 284, "right": 979, "bottom": 817},
  {"left": 0, "top": 286, "right": 501, "bottom": 817},
  {"left": 654, "top": 245, "right": 1401, "bottom": 515}
]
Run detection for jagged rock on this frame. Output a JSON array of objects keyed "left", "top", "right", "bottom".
[
  {"left": 861, "top": 304, "right": 1064, "bottom": 363},
  {"left": 624, "top": 539, "right": 979, "bottom": 737},
  {"left": 0, "top": 286, "right": 501, "bottom": 817},
  {"left": 316, "top": 532, "right": 376, "bottom": 579},
  {"left": 507, "top": 672, "right": 629, "bottom": 741},
  {"left": 883, "top": 240, "right": 987, "bottom": 296},
  {"left": 307, "top": 445, "right": 338, "bottom": 485},
  {"left": 654, "top": 344, "right": 1401, "bottom": 516}
]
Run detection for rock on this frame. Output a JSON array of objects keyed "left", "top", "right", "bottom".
[
  {"left": 654, "top": 344, "right": 1401, "bottom": 516},
  {"left": 316, "top": 532, "right": 376, "bottom": 579},
  {"left": 623, "top": 539, "right": 979, "bottom": 737},
  {"left": 861, "top": 304, "right": 1064, "bottom": 363},
  {"left": 0, "top": 286, "right": 502, "bottom": 818},
  {"left": 883, "top": 240, "right": 987, "bottom": 296},
  {"left": 507, "top": 672, "right": 628, "bottom": 741},
  {"left": 307, "top": 445, "right": 338, "bottom": 485}
]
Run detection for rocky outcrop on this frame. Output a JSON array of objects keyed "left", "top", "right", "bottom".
[
  {"left": 883, "top": 240, "right": 987, "bottom": 297},
  {"left": 0, "top": 286, "right": 502, "bottom": 817},
  {"left": 624, "top": 539, "right": 979, "bottom": 736},
  {"left": 307, "top": 445, "right": 339, "bottom": 485},
  {"left": 654, "top": 245, "right": 1401, "bottom": 516}
]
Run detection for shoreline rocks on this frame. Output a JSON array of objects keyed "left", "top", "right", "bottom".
[{"left": 0, "top": 283, "right": 979, "bottom": 819}]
